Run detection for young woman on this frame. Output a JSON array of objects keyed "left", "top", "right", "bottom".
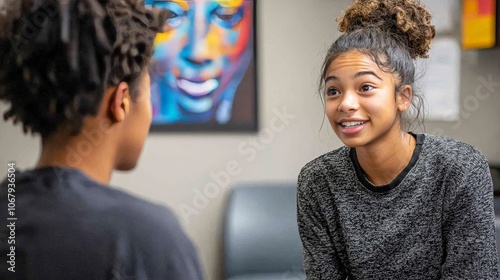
[
  {"left": 297, "top": 0, "right": 500, "bottom": 279},
  {"left": 0, "top": 1, "right": 203, "bottom": 279}
]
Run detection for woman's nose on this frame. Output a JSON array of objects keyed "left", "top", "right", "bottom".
[{"left": 338, "top": 91, "right": 359, "bottom": 112}]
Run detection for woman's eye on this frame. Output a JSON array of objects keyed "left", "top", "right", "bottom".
[
  {"left": 213, "top": 7, "right": 244, "bottom": 28},
  {"left": 360, "top": 84, "right": 374, "bottom": 92},
  {"left": 326, "top": 88, "right": 340, "bottom": 96}
]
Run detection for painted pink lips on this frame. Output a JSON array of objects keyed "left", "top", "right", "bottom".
[
  {"left": 176, "top": 78, "right": 219, "bottom": 97},
  {"left": 338, "top": 120, "right": 368, "bottom": 135}
]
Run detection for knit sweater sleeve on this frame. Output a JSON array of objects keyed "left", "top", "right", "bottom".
[
  {"left": 297, "top": 168, "right": 347, "bottom": 280},
  {"left": 441, "top": 152, "right": 500, "bottom": 279}
]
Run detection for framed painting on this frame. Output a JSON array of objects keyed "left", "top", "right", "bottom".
[{"left": 145, "top": 0, "right": 258, "bottom": 132}]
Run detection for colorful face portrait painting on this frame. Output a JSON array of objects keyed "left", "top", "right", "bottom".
[{"left": 146, "top": 0, "right": 257, "bottom": 132}]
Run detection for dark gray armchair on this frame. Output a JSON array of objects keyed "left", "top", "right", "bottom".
[{"left": 223, "top": 183, "right": 306, "bottom": 280}]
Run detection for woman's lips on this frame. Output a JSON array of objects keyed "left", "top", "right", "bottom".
[
  {"left": 176, "top": 78, "right": 219, "bottom": 97},
  {"left": 338, "top": 121, "right": 368, "bottom": 135}
]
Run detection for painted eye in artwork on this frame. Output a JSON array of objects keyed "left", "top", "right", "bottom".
[
  {"left": 154, "top": 2, "right": 187, "bottom": 29},
  {"left": 213, "top": 6, "right": 244, "bottom": 28}
]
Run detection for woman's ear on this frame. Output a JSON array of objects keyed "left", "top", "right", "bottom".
[
  {"left": 109, "top": 82, "right": 131, "bottom": 122},
  {"left": 397, "top": 85, "right": 413, "bottom": 112}
]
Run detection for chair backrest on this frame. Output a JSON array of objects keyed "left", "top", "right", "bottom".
[{"left": 223, "top": 182, "right": 304, "bottom": 279}]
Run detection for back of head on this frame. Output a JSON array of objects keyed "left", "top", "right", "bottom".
[
  {"left": 0, "top": 0, "right": 166, "bottom": 137},
  {"left": 320, "top": 0, "right": 436, "bottom": 129}
]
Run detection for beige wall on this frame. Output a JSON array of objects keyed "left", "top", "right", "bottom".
[
  {"left": 422, "top": 49, "right": 500, "bottom": 162},
  {"left": 1, "top": 0, "right": 499, "bottom": 279}
]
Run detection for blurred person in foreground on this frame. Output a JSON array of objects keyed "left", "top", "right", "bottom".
[{"left": 0, "top": 0, "right": 204, "bottom": 279}]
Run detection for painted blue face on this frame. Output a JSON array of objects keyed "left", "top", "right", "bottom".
[{"left": 148, "top": 0, "right": 253, "bottom": 124}]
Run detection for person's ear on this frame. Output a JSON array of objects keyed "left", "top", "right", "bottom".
[
  {"left": 397, "top": 85, "right": 412, "bottom": 112},
  {"left": 110, "top": 82, "right": 131, "bottom": 122}
]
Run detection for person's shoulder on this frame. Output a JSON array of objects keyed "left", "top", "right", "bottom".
[
  {"left": 102, "top": 189, "right": 204, "bottom": 278},
  {"left": 26, "top": 166, "right": 185, "bottom": 239},
  {"left": 0, "top": 169, "right": 202, "bottom": 279},
  {"left": 90, "top": 177, "right": 201, "bottom": 266},
  {"left": 298, "top": 146, "right": 350, "bottom": 182},
  {"left": 422, "top": 134, "right": 489, "bottom": 177},
  {"left": 421, "top": 133, "right": 488, "bottom": 167},
  {"left": 95, "top": 184, "right": 183, "bottom": 237}
]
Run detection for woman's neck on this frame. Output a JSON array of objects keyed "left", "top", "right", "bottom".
[{"left": 355, "top": 131, "right": 416, "bottom": 186}]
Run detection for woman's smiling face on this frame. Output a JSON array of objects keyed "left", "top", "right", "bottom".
[
  {"left": 324, "top": 50, "right": 410, "bottom": 148},
  {"left": 149, "top": 0, "right": 253, "bottom": 122}
]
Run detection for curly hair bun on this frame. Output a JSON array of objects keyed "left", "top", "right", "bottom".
[{"left": 337, "top": 0, "right": 436, "bottom": 59}]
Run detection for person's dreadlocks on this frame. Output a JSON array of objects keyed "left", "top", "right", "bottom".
[{"left": 0, "top": 0, "right": 166, "bottom": 137}]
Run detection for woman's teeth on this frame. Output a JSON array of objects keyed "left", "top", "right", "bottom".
[
  {"left": 177, "top": 79, "right": 219, "bottom": 96},
  {"left": 342, "top": 121, "right": 366, "bottom": 127}
]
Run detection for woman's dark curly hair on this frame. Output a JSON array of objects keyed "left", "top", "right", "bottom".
[
  {"left": 320, "top": 0, "right": 436, "bottom": 130},
  {"left": 0, "top": 0, "right": 167, "bottom": 137}
]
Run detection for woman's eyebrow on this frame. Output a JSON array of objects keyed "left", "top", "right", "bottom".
[
  {"left": 324, "top": 71, "right": 382, "bottom": 83},
  {"left": 353, "top": 71, "right": 382, "bottom": 80},
  {"left": 324, "top": 76, "right": 337, "bottom": 83}
]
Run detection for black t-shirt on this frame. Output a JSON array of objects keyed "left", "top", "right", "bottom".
[{"left": 0, "top": 166, "right": 204, "bottom": 280}]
